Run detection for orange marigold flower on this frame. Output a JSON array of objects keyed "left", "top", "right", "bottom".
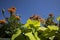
[
  {"left": 8, "top": 7, "right": 16, "bottom": 13},
  {"left": 49, "top": 13, "right": 53, "bottom": 16},
  {"left": 30, "top": 16, "right": 33, "bottom": 19},
  {"left": 33, "top": 15, "right": 39, "bottom": 20},
  {"left": 30, "top": 14, "right": 35, "bottom": 19},
  {"left": 15, "top": 16, "right": 20, "bottom": 20},
  {"left": 0, "top": 20, "right": 6, "bottom": 24}
]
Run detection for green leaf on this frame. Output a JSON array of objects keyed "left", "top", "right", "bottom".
[
  {"left": 38, "top": 27, "right": 47, "bottom": 31},
  {"left": 25, "top": 32, "right": 40, "bottom": 40},
  {"left": 11, "top": 28, "right": 21, "bottom": 40},
  {"left": 17, "top": 34, "right": 30, "bottom": 40},
  {"left": 33, "top": 32, "right": 40, "bottom": 40},
  {"left": 24, "top": 19, "right": 40, "bottom": 29},
  {"left": 25, "top": 32, "right": 36, "bottom": 40},
  {"left": 47, "top": 25, "right": 59, "bottom": 31},
  {"left": 38, "top": 27, "right": 57, "bottom": 40},
  {"left": 57, "top": 16, "right": 60, "bottom": 21}
]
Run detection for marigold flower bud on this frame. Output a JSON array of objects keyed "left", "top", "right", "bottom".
[
  {"left": 39, "top": 18, "right": 45, "bottom": 24},
  {"left": 8, "top": 7, "right": 16, "bottom": 13},
  {"left": 33, "top": 15, "right": 39, "bottom": 20},
  {"left": 2, "top": 8, "right": 5, "bottom": 14},
  {"left": 15, "top": 16, "right": 20, "bottom": 20},
  {"left": 0, "top": 20, "right": 6, "bottom": 24},
  {"left": 49, "top": 13, "right": 53, "bottom": 16}
]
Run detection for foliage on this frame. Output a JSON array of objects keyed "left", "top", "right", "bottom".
[{"left": 0, "top": 7, "right": 60, "bottom": 40}]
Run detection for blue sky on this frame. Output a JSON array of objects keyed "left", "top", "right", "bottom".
[{"left": 0, "top": 0, "right": 60, "bottom": 23}]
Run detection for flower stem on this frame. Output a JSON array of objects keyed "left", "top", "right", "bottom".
[
  {"left": 58, "top": 20, "right": 60, "bottom": 34},
  {"left": 59, "top": 20, "right": 60, "bottom": 27}
]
